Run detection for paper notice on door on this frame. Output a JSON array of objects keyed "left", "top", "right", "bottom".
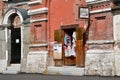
[
  {"left": 53, "top": 44, "right": 62, "bottom": 59},
  {"left": 16, "top": 39, "right": 19, "bottom": 43}
]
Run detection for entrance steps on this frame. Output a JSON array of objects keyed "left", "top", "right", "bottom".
[
  {"left": 2, "top": 64, "right": 20, "bottom": 74},
  {"left": 46, "top": 66, "right": 85, "bottom": 76}
]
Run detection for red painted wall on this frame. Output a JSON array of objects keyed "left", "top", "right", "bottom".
[
  {"left": 88, "top": 2, "right": 114, "bottom": 50},
  {"left": 30, "top": 0, "right": 49, "bottom": 43},
  {"left": 49, "top": 0, "right": 87, "bottom": 42}
]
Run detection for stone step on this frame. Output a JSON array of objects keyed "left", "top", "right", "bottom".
[
  {"left": 2, "top": 70, "right": 20, "bottom": 74},
  {"left": 2, "top": 64, "right": 21, "bottom": 74},
  {"left": 10, "top": 64, "right": 21, "bottom": 67},
  {"left": 47, "top": 66, "right": 85, "bottom": 76},
  {"left": 7, "top": 66, "right": 20, "bottom": 71}
]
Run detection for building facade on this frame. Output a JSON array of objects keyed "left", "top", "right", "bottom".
[
  {"left": 0, "top": 0, "right": 30, "bottom": 73},
  {"left": 85, "top": 0, "right": 120, "bottom": 76},
  {"left": 0, "top": 0, "right": 120, "bottom": 76}
]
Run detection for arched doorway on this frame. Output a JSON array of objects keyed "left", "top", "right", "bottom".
[
  {"left": 2, "top": 8, "right": 25, "bottom": 65},
  {"left": 10, "top": 14, "right": 21, "bottom": 63}
]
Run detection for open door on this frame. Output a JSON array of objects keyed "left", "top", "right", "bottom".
[
  {"left": 10, "top": 28, "right": 21, "bottom": 63},
  {"left": 54, "top": 29, "right": 64, "bottom": 66},
  {"left": 76, "top": 27, "right": 85, "bottom": 67}
]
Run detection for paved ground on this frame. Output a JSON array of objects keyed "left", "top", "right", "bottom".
[{"left": 0, "top": 74, "right": 120, "bottom": 80}]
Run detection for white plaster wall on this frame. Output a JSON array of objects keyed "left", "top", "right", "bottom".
[
  {"left": 0, "top": 60, "right": 7, "bottom": 73},
  {"left": 115, "top": 54, "right": 120, "bottom": 76},
  {"left": 113, "top": 15, "right": 120, "bottom": 42},
  {"left": 26, "top": 51, "right": 48, "bottom": 73},
  {"left": 85, "top": 51, "right": 115, "bottom": 76},
  {"left": 113, "top": 15, "right": 120, "bottom": 76},
  {"left": 113, "top": 15, "right": 120, "bottom": 53}
]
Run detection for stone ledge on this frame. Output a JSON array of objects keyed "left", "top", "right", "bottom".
[
  {"left": 28, "top": 0, "right": 42, "bottom": 5},
  {"left": 28, "top": 7, "right": 48, "bottom": 15},
  {"left": 90, "top": 8, "right": 112, "bottom": 14},
  {"left": 47, "top": 66, "right": 85, "bottom": 76},
  {"left": 87, "top": 40, "right": 115, "bottom": 45},
  {"left": 86, "top": 0, "right": 110, "bottom": 5},
  {"left": 28, "top": 51, "right": 48, "bottom": 54},
  {"left": 86, "top": 49, "right": 114, "bottom": 54},
  {"left": 30, "top": 18, "right": 48, "bottom": 23},
  {"left": 29, "top": 44, "right": 48, "bottom": 48}
]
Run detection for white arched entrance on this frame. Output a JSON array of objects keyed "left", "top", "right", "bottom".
[{"left": 2, "top": 8, "right": 25, "bottom": 65}]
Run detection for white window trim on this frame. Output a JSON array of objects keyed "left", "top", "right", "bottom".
[
  {"left": 28, "top": 7, "right": 48, "bottom": 15},
  {"left": 86, "top": 0, "right": 110, "bottom": 5},
  {"left": 30, "top": 18, "right": 48, "bottom": 23},
  {"left": 28, "top": 0, "right": 42, "bottom": 5},
  {"left": 90, "top": 8, "right": 111, "bottom": 14}
]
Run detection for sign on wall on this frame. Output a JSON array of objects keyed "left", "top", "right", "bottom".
[
  {"left": 53, "top": 44, "right": 62, "bottom": 59},
  {"left": 79, "top": 7, "right": 89, "bottom": 19}
]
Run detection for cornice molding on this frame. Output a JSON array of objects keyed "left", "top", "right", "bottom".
[
  {"left": 86, "top": 0, "right": 111, "bottom": 5},
  {"left": 30, "top": 18, "right": 48, "bottom": 23},
  {"left": 28, "top": 0, "right": 42, "bottom": 5},
  {"left": 90, "top": 8, "right": 112, "bottom": 14},
  {"left": 28, "top": 7, "right": 48, "bottom": 15}
]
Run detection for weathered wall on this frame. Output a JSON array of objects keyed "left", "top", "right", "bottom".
[
  {"left": 85, "top": 1, "right": 115, "bottom": 76},
  {"left": 21, "top": 26, "right": 30, "bottom": 72},
  {"left": 0, "top": 30, "right": 6, "bottom": 73},
  {"left": 85, "top": 51, "right": 115, "bottom": 76},
  {"left": 27, "top": 0, "right": 49, "bottom": 73},
  {"left": 113, "top": 15, "right": 120, "bottom": 76},
  {"left": 88, "top": 12, "right": 113, "bottom": 41},
  {"left": 113, "top": 15, "right": 120, "bottom": 47}
]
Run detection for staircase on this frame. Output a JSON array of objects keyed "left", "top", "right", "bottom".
[{"left": 2, "top": 64, "right": 20, "bottom": 74}]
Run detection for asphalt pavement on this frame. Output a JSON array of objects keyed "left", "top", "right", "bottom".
[{"left": 0, "top": 74, "right": 120, "bottom": 80}]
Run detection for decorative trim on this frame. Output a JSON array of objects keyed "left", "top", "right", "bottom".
[
  {"left": 86, "top": 49, "right": 114, "bottom": 54},
  {"left": 90, "top": 8, "right": 111, "bottom": 14},
  {"left": 86, "top": 0, "right": 110, "bottom": 5},
  {"left": 29, "top": 44, "right": 48, "bottom": 47},
  {"left": 30, "top": 18, "right": 48, "bottom": 23},
  {"left": 28, "top": 7, "right": 48, "bottom": 15},
  {"left": 8, "top": 1, "right": 29, "bottom": 7},
  {"left": 87, "top": 40, "right": 115, "bottom": 45},
  {"left": 28, "top": 0, "right": 42, "bottom": 5},
  {"left": 29, "top": 51, "right": 48, "bottom": 54}
]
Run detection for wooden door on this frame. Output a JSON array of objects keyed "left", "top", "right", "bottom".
[
  {"left": 54, "top": 29, "right": 64, "bottom": 66},
  {"left": 76, "top": 27, "right": 85, "bottom": 67}
]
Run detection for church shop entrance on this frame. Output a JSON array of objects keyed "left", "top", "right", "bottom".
[
  {"left": 63, "top": 28, "right": 76, "bottom": 66},
  {"left": 54, "top": 25, "right": 85, "bottom": 67}
]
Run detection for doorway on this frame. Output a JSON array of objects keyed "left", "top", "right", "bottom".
[
  {"left": 63, "top": 28, "right": 76, "bottom": 66},
  {"left": 10, "top": 27, "right": 21, "bottom": 63},
  {"left": 54, "top": 25, "right": 85, "bottom": 67}
]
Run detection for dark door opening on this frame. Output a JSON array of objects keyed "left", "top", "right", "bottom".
[
  {"left": 63, "top": 28, "right": 76, "bottom": 66},
  {"left": 10, "top": 28, "right": 21, "bottom": 63},
  {"left": 54, "top": 26, "right": 85, "bottom": 66}
]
